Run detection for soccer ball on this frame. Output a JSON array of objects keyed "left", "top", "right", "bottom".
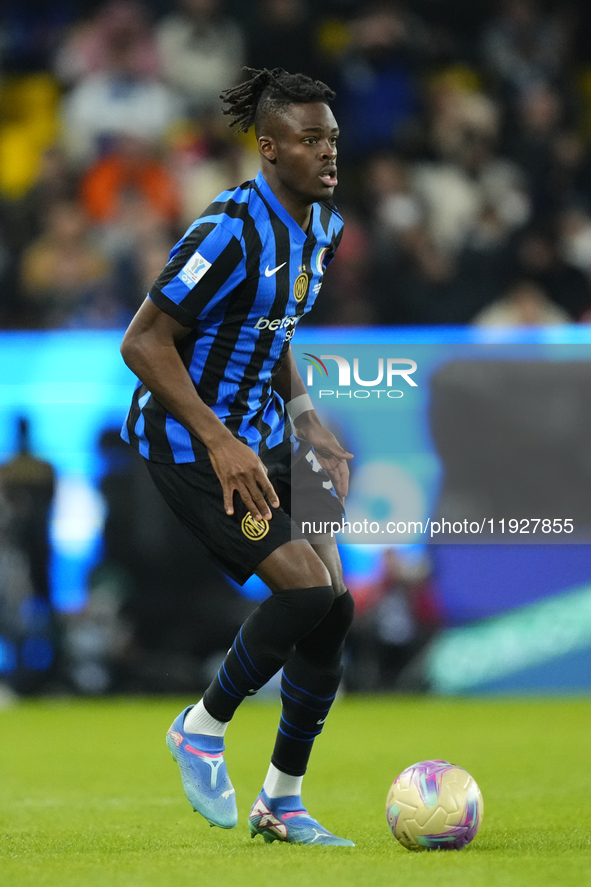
[{"left": 386, "top": 759, "right": 483, "bottom": 851}]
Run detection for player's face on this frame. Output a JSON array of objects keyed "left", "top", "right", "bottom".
[{"left": 262, "top": 103, "right": 339, "bottom": 204}]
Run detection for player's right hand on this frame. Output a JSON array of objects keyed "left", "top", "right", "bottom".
[{"left": 207, "top": 435, "right": 279, "bottom": 521}]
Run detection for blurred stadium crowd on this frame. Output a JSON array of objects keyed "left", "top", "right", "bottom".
[{"left": 1, "top": 0, "right": 591, "bottom": 329}]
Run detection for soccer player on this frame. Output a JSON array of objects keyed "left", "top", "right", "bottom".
[{"left": 120, "top": 68, "right": 355, "bottom": 847}]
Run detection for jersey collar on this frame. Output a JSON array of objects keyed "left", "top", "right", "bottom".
[{"left": 255, "top": 171, "right": 309, "bottom": 244}]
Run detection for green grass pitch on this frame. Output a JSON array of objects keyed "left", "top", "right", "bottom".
[{"left": 1, "top": 696, "right": 590, "bottom": 887}]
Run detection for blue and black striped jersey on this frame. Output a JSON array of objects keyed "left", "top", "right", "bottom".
[{"left": 122, "top": 171, "right": 344, "bottom": 463}]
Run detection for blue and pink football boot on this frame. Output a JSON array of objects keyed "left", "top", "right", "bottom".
[
  {"left": 249, "top": 788, "right": 354, "bottom": 846},
  {"left": 166, "top": 705, "right": 238, "bottom": 829}
]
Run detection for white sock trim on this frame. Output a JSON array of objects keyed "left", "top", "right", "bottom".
[
  {"left": 183, "top": 699, "right": 228, "bottom": 737},
  {"left": 263, "top": 763, "right": 304, "bottom": 798}
]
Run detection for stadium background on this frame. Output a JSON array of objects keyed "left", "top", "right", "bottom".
[{"left": 2, "top": 0, "right": 591, "bottom": 700}]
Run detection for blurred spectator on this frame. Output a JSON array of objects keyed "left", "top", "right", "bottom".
[
  {"left": 62, "top": 573, "right": 132, "bottom": 695},
  {"left": 371, "top": 222, "right": 459, "bottom": 325},
  {"left": 93, "top": 218, "right": 173, "bottom": 321},
  {"left": 505, "top": 82, "right": 566, "bottom": 217},
  {"left": 246, "top": 0, "right": 322, "bottom": 80},
  {"left": 170, "top": 108, "right": 258, "bottom": 225},
  {"left": 482, "top": 0, "right": 571, "bottom": 95},
  {"left": 0, "top": 73, "right": 62, "bottom": 201},
  {"left": 0, "top": 487, "right": 57, "bottom": 694},
  {"left": 75, "top": 133, "right": 181, "bottom": 319},
  {"left": 54, "top": 0, "right": 160, "bottom": 85},
  {"left": 548, "top": 132, "right": 591, "bottom": 213},
  {"left": 88, "top": 185, "right": 174, "bottom": 263},
  {"left": 11, "top": 147, "right": 79, "bottom": 254},
  {"left": 81, "top": 429, "right": 254, "bottom": 693},
  {"left": 130, "top": 233, "right": 174, "bottom": 304},
  {"left": 80, "top": 135, "right": 181, "bottom": 226},
  {"left": 0, "top": 1, "right": 75, "bottom": 72},
  {"left": 0, "top": 418, "right": 55, "bottom": 602},
  {"left": 0, "top": 1, "right": 590, "bottom": 334},
  {"left": 65, "top": 280, "right": 135, "bottom": 329},
  {"left": 472, "top": 278, "right": 571, "bottom": 326},
  {"left": 0, "top": 204, "right": 15, "bottom": 326},
  {"left": 454, "top": 204, "right": 516, "bottom": 318},
  {"left": 415, "top": 72, "right": 529, "bottom": 255},
  {"left": 560, "top": 207, "right": 591, "bottom": 276},
  {"left": 347, "top": 549, "right": 441, "bottom": 691},
  {"left": 413, "top": 153, "right": 487, "bottom": 256},
  {"left": 360, "top": 152, "right": 500, "bottom": 324},
  {"left": 424, "top": 66, "right": 499, "bottom": 162},
  {"left": 363, "top": 152, "right": 423, "bottom": 245},
  {"left": 156, "top": 0, "right": 245, "bottom": 115},
  {"left": 333, "top": 3, "right": 420, "bottom": 161},
  {"left": 0, "top": 417, "right": 57, "bottom": 694},
  {"left": 513, "top": 225, "right": 590, "bottom": 318},
  {"left": 20, "top": 199, "right": 111, "bottom": 327},
  {"left": 61, "top": 31, "right": 181, "bottom": 166}
]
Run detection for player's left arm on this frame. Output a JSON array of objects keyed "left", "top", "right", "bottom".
[{"left": 273, "top": 346, "right": 353, "bottom": 500}]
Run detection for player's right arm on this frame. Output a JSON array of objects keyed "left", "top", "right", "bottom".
[{"left": 120, "top": 297, "right": 279, "bottom": 521}]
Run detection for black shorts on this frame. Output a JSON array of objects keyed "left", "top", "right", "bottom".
[{"left": 145, "top": 440, "right": 345, "bottom": 585}]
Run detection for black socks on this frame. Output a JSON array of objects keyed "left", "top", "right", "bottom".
[
  {"left": 203, "top": 585, "right": 335, "bottom": 722},
  {"left": 271, "top": 590, "right": 355, "bottom": 777},
  {"left": 202, "top": 587, "right": 355, "bottom": 780}
]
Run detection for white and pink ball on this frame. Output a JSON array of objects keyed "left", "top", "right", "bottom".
[{"left": 386, "top": 759, "right": 483, "bottom": 851}]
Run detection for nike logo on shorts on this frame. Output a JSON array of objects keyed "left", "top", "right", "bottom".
[{"left": 264, "top": 263, "right": 287, "bottom": 277}]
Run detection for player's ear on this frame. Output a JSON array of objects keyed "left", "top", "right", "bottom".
[{"left": 258, "top": 135, "right": 277, "bottom": 164}]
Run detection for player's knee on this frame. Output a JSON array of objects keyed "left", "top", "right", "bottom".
[
  {"left": 334, "top": 589, "right": 355, "bottom": 637},
  {"left": 319, "top": 588, "right": 355, "bottom": 648},
  {"left": 289, "top": 584, "right": 336, "bottom": 623},
  {"left": 258, "top": 541, "right": 331, "bottom": 590},
  {"left": 296, "top": 550, "right": 332, "bottom": 589},
  {"left": 296, "top": 588, "right": 355, "bottom": 667},
  {"left": 331, "top": 575, "right": 347, "bottom": 597}
]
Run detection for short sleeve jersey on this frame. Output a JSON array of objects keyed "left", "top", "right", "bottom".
[{"left": 121, "top": 171, "right": 344, "bottom": 463}]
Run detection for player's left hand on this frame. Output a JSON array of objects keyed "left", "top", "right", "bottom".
[{"left": 294, "top": 420, "right": 353, "bottom": 501}]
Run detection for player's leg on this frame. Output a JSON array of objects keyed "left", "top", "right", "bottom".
[
  {"left": 175, "top": 539, "right": 337, "bottom": 828},
  {"left": 150, "top": 457, "right": 336, "bottom": 829},
  {"left": 199, "top": 540, "right": 335, "bottom": 723},
  {"left": 151, "top": 455, "right": 348, "bottom": 837},
  {"left": 267, "top": 540, "right": 351, "bottom": 779},
  {"left": 249, "top": 539, "right": 355, "bottom": 846}
]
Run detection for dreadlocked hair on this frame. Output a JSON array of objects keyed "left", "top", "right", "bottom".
[{"left": 220, "top": 67, "right": 336, "bottom": 134}]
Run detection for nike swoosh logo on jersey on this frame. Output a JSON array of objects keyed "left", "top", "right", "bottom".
[{"left": 264, "top": 262, "right": 287, "bottom": 276}]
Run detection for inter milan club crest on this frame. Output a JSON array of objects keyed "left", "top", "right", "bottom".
[
  {"left": 293, "top": 272, "right": 309, "bottom": 303},
  {"left": 241, "top": 511, "right": 270, "bottom": 540}
]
